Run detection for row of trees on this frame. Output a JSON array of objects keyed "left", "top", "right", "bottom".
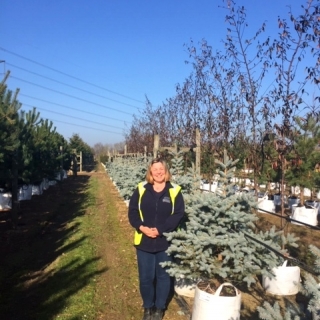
[
  {"left": 0, "top": 72, "right": 94, "bottom": 191},
  {"left": 123, "top": 0, "right": 320, "bottom": 199},
  {"left": 105, "top": 152, "right": 320, "bottom": 319}
]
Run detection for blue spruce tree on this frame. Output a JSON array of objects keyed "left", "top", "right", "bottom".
[{"left": 162, "top": 150, "right": 298, "bottom": 288}]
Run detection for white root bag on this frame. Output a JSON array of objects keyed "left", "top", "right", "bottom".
[
  {"left": 42, "top": 179, "right": 50, "bottom": 190},
  {"left": 192, "top": 282, "right": 241, "bottom": 320},
  {"left": 262, "top": 260, "right": 300, "bottom": 295},
  {"left": 257, "top": 196, "right": 275, "bottom": 213},
  {"left": 0, "top": 192, "right": 12, "bottom": 210},
  {"left": 18, "top": 185, "right": 32, "bottom": 201},
  {"left": 291, "top": 205, "right": 318, "bottom": 226},
  {"left": 32, "top": 183, "right": 44, "bottom": 195}
]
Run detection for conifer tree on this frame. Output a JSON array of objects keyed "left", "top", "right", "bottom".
[
  {"left": 105, "top": 156, "right": 150, "bottom": 200},
  {"left": 69, "top": 133, "right": 94, "bottom": 169},
  {"left": 17, "top": 108, "right": 41, "bottom": 183},
  {"left": 169, "top": 150, "right": 198, "bottom": 196},
  {"left": 162, "top": 150, "right": 298, "bottom": 287},
  {"left": 285, "top": 115, "right": 320, "bottom": 203},
  {"left": 302, "top": 245, "right": 320, "bottom": 319},
  {"left": 0, "top": 74, "right": 21, "bottom": 187},
  {"left": 118, "top": 157, "right": 148, "bottom": 200},
  {"left": 257, "top": 301, "right": 301, "bottom": 320}
]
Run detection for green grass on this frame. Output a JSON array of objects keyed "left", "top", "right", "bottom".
[
  {"left": 0, "top": 176, "right": 105, "bottom": 320},
  {"left": 38, "top": 178, "right": 100, "bottom": 320}
]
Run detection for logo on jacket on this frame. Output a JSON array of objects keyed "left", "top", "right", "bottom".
[{"left": 163, "top": 197, "right": 171, "bottom": 203}]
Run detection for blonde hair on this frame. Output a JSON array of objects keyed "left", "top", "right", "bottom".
[{"left": 146, "top": 158, "right": 172, "bottom": 184}]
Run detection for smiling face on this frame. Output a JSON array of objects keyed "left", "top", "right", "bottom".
[
  {"left": 145, "top": 158, "right": 172, "bottom": 184},
  {"left": 150, "top": 162, "right": 166, "bottom": 184}
]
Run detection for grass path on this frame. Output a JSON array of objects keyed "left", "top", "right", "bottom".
[
  {"left": 0, "top": 167, "right": 188, "bottom": 320},
  {"left": 92, "top": 167, "right": 188, "bottom": 320}
]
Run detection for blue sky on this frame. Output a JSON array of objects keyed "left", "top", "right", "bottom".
[{"left": 1, "top": 0, "right": 302, "bottom": 146}]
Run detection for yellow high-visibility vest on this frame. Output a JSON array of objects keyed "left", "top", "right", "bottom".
[{"left": 134, "top": 181, "right": 181, "bottom": 245}]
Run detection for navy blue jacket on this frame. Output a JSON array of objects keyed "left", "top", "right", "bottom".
[{"left": 128, "top": 181, "right": 185, "bottom": 253}]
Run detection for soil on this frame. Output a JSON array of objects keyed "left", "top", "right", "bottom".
[{"left": 1, "top": 166, "right": 319, "bottom": 319}]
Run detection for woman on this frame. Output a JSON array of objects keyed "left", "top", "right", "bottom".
[{"left": 128, "top": 158, "right": 185, "bottom": 320}]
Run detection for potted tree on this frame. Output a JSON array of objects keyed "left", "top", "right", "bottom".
[
  {"left": 162, "top": 150, "right": 298, "bottom": 320},
  {"left": 168, "top": 150, "right": 202, "bottom": 298},
  {"left": 257, "top": 135, "right": 279, "bottom": 213},
  {"left": 262, "top": 260, "right": 300, "bottom": 295},
  {"left": 286, "top": 115, "right": 320, "bottom": 226}
]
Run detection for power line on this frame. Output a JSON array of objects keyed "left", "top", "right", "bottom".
[
  {"left": 20, "top": 93, "right": 132, "bottom": 124},
  {"left": 7, "top": 62, "right": 140, "bottom": 109},
  {"left": 22, "top": 103, "right": 125, "bottom": 131},
  {"left": 44, "top": 118, "right": 124, "bottom": 135},
  {"left": 11, "top": 76, "right": 134, "bottom": 116},
  {"left": 0, "top": 47, "right": 145, "bottom": 104}
]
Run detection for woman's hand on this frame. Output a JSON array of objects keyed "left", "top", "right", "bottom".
[
  {"left": 139, "top": 226, "right": 159, "bottom": 238},
  {"left": 150, "top": 228, "right": 159, "bottom": 236}
]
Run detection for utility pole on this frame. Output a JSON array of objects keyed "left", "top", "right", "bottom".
[
  {"left": 79, "top": 151, "right": 82, "bottom": 172},
  {"left": 153, "top": 134, "right": 159, "bottom": 158},
  {"left": 72, "top": 149, "right": 77, "bottom": 176}
]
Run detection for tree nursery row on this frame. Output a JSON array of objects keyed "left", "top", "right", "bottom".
[
  {"left": 0, "top": 72, "right": 94, "bottom": 225},
  {"left": 122, "top": 0, "right": 320, "bottom": 234},
  {"left": 104, "top": 152, "right": 320, "bottom": 320}
]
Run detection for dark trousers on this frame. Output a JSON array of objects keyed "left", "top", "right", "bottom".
[{"left": 136, "top": 249, "right": 172, "bottom": 310}]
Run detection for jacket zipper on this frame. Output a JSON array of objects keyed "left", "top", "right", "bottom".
[{"left": 154, "top": 197, "right": 159, "bottom": 250}]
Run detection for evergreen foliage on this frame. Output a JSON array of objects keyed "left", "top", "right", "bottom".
[
  {"left": 257, "top": 301, "right": 301, "bottom": 320},
  {"left": 0, "top": 73, "right": 79, "bottom": 189},
  {"left": 0, "top": 82, "right": 21, "bottom": 187},
  {"left": 118, "top": 157, "right": 148, "bottom": 200},
  {"left": 69, "top": 133, "right": 94, "bottom": 168},
  {"left": 258, "top": 136, "right": 280, "bottom": 190},
  {"left": 105, "top": 156, "right": 150, "bottom": 200},
  {"left": 69, "top": 133, "right": 93, "bottom": 155},
  {"left": 28, "top": 119, "right": 71, "bottom": 182},
  {"left": 285, "top": 115, "right": 320, "bottom": 202},
  {"left": 104, "top": 151, "right": 320, "bottom": 320},
  {"left": 169, "top": 150, "right": 199, "bottom": 197},
  {"left": 162, "top": 150, "right": 298, "bottom": 287},
  {"left": 257, "top": 244, "right": 320, "bottom": 320},
  {"left": 299, "top": 245, "right": 320, "bottom": 320}
]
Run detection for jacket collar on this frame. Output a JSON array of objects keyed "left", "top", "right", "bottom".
[{"left": 144, "top": 181, "right": 172, "bottom": 192}]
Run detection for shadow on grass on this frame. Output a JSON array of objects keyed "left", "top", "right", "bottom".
[{"left": 0, "top": 174, "right": 108, "bottom": 320}]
